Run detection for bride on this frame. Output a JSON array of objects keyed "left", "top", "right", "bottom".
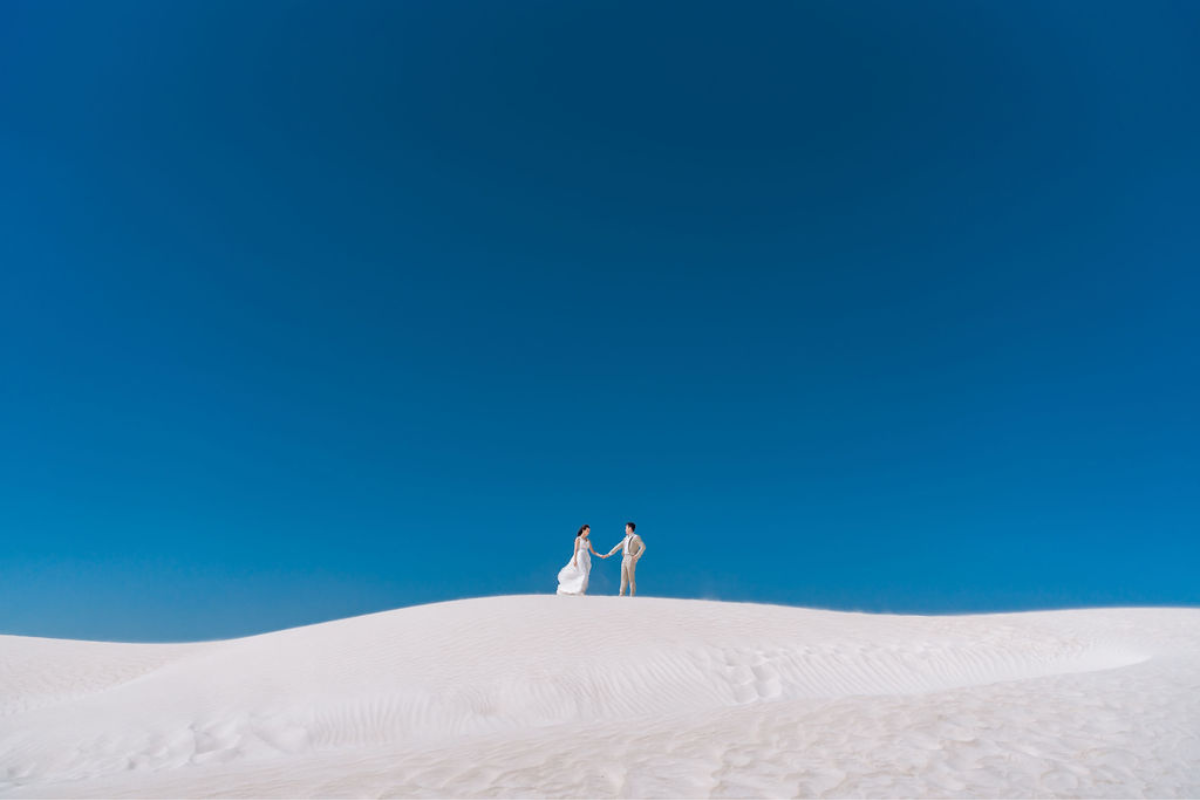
[{"left": 557, "top": 524, "right": 603, "bottom": 595}]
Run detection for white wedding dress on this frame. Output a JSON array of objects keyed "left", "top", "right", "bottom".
[{"left": 556, "top": 540, "right": 592, "bottom": 595}]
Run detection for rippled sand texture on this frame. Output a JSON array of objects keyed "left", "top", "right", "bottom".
[{"left": 2, "top": 596, "right": 1198, "bottom": 797}]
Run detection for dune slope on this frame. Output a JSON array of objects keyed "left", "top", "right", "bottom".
[{"left": 2, "top": 596, "right": 1198, "bottom": 797}]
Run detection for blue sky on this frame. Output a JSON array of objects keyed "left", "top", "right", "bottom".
[{"left": 2, "top": 1, "right": 1198, "bottom": 641}]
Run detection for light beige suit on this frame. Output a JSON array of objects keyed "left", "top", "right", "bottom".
[{"left": 606, "top": 534, "right": 646, "bottom": 596}]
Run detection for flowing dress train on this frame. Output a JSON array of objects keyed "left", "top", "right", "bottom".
[{"left": 556, "top": 542, "right": 591, "bottom": 595}]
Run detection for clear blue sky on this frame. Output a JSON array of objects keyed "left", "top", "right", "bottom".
[{"left": 2, "top": 1, "right": 1197, "bottom": 642}]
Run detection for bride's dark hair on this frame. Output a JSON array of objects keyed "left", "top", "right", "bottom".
[{"left": 576, "top": 524, "right": 590, "bottom": 537}]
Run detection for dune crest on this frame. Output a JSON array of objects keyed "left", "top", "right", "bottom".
[{"left": 2, "top": 596, "right": 1198, "bottom": 797}]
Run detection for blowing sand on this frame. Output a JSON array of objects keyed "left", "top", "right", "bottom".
[{"left": 1, "top": 595, "right": 1198, "bottom": 798}]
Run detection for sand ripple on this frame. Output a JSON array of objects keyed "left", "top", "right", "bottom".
[{"left": 1, "top": 597, "right": 1197, "bottom": 797}]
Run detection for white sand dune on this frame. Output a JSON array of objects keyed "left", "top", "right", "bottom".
[{"left": 2, "top": 596, "right": 1198, "bottom": 798}]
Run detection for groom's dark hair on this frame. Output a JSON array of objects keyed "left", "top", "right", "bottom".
[{"left": 626, "top": 521, "right": 636, "bottom": 531}]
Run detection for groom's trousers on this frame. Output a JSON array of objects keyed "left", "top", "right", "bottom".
[{"left": 620, "top": 556, "right": 637, "bottom": 595}]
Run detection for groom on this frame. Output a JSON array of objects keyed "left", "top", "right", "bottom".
[{"left": 603, "top": 522, "right": 646, "bottom": 597}]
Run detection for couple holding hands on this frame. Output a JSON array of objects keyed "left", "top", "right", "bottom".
[{"left": 556, "top": 522, "right": 646, "bottom": 597}]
